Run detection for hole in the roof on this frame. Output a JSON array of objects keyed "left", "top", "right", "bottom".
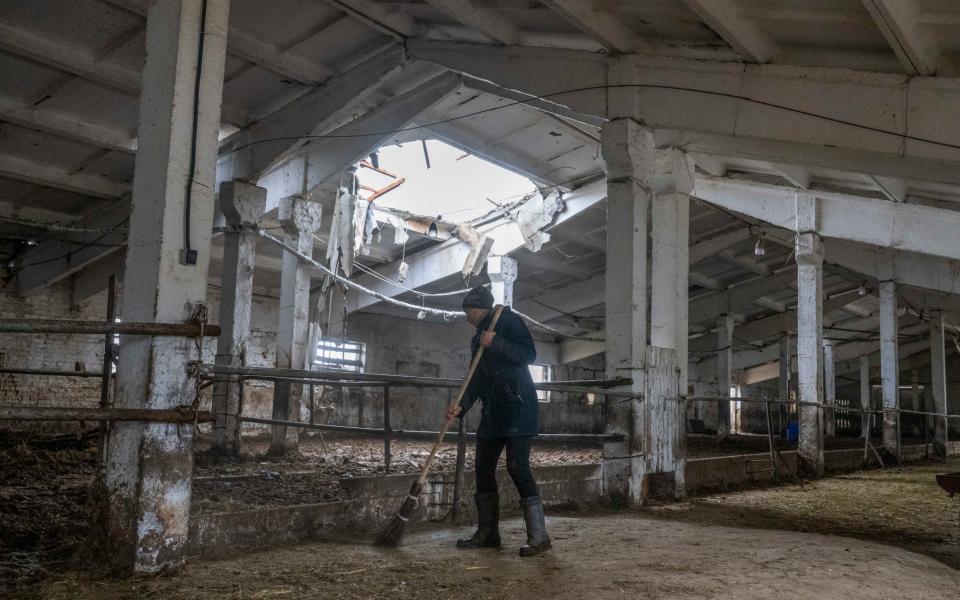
[{"left": 356, "top": 139, "right": 536, "bottom": 222}]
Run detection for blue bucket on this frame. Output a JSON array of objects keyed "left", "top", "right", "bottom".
[{"left": 786, "top": 421, "right": 799, "bottom": 441}]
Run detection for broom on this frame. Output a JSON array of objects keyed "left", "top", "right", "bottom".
[{"left": 375, "top": 304, "right": 505, "bottom": 546}]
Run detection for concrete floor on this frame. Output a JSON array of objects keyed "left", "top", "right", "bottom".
[
  {"left": 26, "top": 513, "right": 959, "bottom": 600},
  {"left": 21, "top": 459, "right": 960, "bottom": 599}
]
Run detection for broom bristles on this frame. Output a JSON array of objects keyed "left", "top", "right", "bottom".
[{"left": 374, "top": 482, "right": 423, "bottom": 547}]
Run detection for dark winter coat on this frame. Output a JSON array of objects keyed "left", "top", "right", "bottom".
[{"left": 459, "top": 307, "right": 539, "bottom": 438}]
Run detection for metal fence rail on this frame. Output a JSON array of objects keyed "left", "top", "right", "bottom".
[
  {"left": 0, "top": 318, "right": 220, "bottom": 337},
  {"left": 0, "top": 406, "right": 212, "bottom": 423}
]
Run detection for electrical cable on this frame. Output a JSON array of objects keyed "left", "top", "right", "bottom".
[
  {"left": 182, "top": 0, "right": 209, "bottom": 259},
  {"left": 8, "top": 218, "right": 130, "bottom": 271},
  {"left": 510, "top": 308, "right": 605, "bottom": 342},
  {"left": 351, "top": 260, "right": 475, "bottom": 297},
  {"left": 528, "top": 297, "right": 602, "bottom": 323},
  {"left": 263, "top": 228, "right": 611, "bottom": 341},
  {"left": 257, "top": 228, "right": 464, "bottom": 320},
  {"left": 219, "top": 83, "right": 960, "bottom": 160}
]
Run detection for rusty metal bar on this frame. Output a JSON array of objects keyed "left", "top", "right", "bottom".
[
  {"left": 0, "top": 406, "right": 213, "bottom": 423},
  {"left": 240, "top": 417, "right": 385, "bottom": 435},
  {"left": 0, "top": 367, "right": 107, "bottom": 378},
  {"left": 204, "top": 364, "right": 637, "bottom": 397},
  {"left": 238, "top": 415, "right": 617, "bottom": 442},
  {"left": 0, "top": 318, "right": 220, "bottom": 337}
]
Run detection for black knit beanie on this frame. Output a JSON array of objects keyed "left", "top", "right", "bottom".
[{"left": 461, "top": 285, "right": 494, "bottom": 310}]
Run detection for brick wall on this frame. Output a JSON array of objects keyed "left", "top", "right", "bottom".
[{"left": 0, "top": 280, "right": 108, "bottom": 429}]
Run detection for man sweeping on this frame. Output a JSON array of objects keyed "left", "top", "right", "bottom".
[{"left": 445, "top": 285, "right": 552, "bottom": 557}]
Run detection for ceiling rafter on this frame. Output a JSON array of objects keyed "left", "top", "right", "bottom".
[
  {"left": 0, "top": 152, "right": 129, "bottom": 199},
  {"left": 103, "top": 0, "right": 337, "bottom": 84},
  {"left": 324, "top": 0, "right": 421, "bottom": 39},
  {"left": 0, "top": 20, "right": 249, "bottom": 126},
  {"left": 0, "top": 95, "right": 136, "bottom": 153},
  {"left": 425, "top": 0, "right": 519, "bottom": 46},
  {"left": 861, "top": 0, "right": 940, "bottom": 75},
  {"left": 684, "top": 0, "right": 778, "bottom": 63},
  {"left": 540, "top": 0, "right": 653, "bottom": 54}
]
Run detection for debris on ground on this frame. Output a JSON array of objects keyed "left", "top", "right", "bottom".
[
  {"left": 23, "top": 514, "right": 960, "bottom": 600},
  {"left": 645, "top": 458, "right": 960, "bottom": 569},
  {"left": 0, "top": 433, "right": 98, "bottom": 593}
]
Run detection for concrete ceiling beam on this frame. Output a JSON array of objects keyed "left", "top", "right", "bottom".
[
  {"left": 0, "top": 95, "right": 136, "bottom": 153},
  {"left": 425, "top": 0, "right": 520, "bottom": 45},
  {"left": 717, "top": 249, "right": 771, "bottom": 276},
  {"left": 324, "top": 0, "right": 422, "bottom": 39},
  {"left": 0, "top": 20, "right": 248, "bottom": 126},
  {"left": 689, "top": 268, "right": 796, "bottom": 326},
  {"left": 407, "top": 39, "right": 960, "bottom": 183},
  {"left": 693, "top": 175, "right": 960, "bottom": 262},
  {"left": 684, "top": 0, "right": 779, "bottom": 63},
  {"left": 689, "top": 228, "right": 751, "bottom": 264},
  {"left": 0, "top": 152, "right": 129, "bottom": 199},
  {"left": 540, "top": 0, "right": 653, "bottom": 54},
  {"left": 15, "top": 199, "right": 129, "bottom": 294},
  {"left": 229, "top": 72, "right": 460, "bottom": 214},
  {"left": 861, "top": 0, "right": 940, "bottom": 75},
  {"left": 218, "top": 45, "right": 407, "bottom": 181},
  {"left": 103, "top": 0, "right": 336, "bottom": 84}
]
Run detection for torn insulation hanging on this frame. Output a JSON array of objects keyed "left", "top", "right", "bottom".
[
  {"left": 260, "top": 229, "right": 606, "bottom": 341},
  {"left": 258, "top": 229, "right": 464, "bottom": 320}
]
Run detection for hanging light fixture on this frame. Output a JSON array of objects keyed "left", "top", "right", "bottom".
[{"left": 754, "top": 234, "right": 766, "bottom": 257}]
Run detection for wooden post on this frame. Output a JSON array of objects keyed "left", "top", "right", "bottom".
[
  {"left": 383, "top": 384, "right": 392, "bottom": 474},
  {"left": 452, "top": 415, "right": 467, "bottom": 524},
  {"left": 765, "top": 401, "right": 778, "bottom": 482}
]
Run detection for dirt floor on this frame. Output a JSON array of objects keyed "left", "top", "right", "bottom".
[
  {"left": 0, "top": 433, "right": 99, "bottom": 594},
  {"left": 3, "top": 431, "right": 954, "bottom": 597},
  {"left": 21, "top": 510, "right": 960, "bottom": 600},
  {"left": 645, "top": 458, "right": 960, "bottom": 570}
]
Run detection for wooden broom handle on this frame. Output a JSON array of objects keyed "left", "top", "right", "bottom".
[{"left": 415, "top": 304, "right": 505, "bottom": 487}]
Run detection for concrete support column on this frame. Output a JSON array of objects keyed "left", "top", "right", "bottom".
[
  {"left": 104, "top": 0, "right": 230, "bottom": 574},
  {"left": 270, "top": 195, "right": 323, "bottom": 456},
  {"left": 600, "top": 118, "right": 651, "bottom": 506},
  {"left": 487, "top": 256, "right": 518, "bottom": 306},
  {"left": 930, "top": 314, "right": 949, "bottom": 451},
  {"left": 879, "top": 279, "right": 900, "bottom": 460},
  {"left": 648, "top": 147, "right": 693, "bottom": 499},
  {"left": 716, "top": 314, "right": 734, "bottom": 437},
  {"left": 211, "top": 181, "right": 266, "bottom": 457},
  {"left": 823, "top": 339, "right": 836, "bottom": 438},
  {"left": 860, "top": 355, "right": 871, "bottom": 440},
  {"left": 795, "top": 193, "right": 824, "bottom": 476}
]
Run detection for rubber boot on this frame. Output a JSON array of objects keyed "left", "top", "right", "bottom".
[
  {"left": 456, "top": 492, "right": 501, "bottom": 549},
  {"left": 519, "top": 496, "right": 552, "bottom": 557}
]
